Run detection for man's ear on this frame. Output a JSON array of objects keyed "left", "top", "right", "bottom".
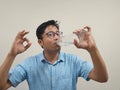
[{"left": 38, "top": 39, "right": 43, "bottom": 47}]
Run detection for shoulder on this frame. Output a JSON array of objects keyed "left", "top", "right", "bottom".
[
  {"left": 19, "top": 53, "right": 43, "bottom": 67},
  {"left": 24, "top": 53, "right": 43, "bottom": 62},
  {"left": 60, "top": 52, "right": 83, "bottom": 63},
  {"left": 60, "top": 52, "right": 78, "bottom": 57}
]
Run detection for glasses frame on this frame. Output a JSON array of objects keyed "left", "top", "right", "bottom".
[{"left": 45, "top": 31, "right": 63, "bottom": 39}]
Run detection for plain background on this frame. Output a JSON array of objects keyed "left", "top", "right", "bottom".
[{"left": 0, "top": 0, "right": 120, "bottom": 90}]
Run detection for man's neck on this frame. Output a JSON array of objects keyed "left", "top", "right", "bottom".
[{"left": 43, "top": 51, "right": 60, "bottom": 64}]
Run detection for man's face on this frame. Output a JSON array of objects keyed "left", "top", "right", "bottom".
[{"left": 38, "top": 25, "right": 61, "bottom": 52}]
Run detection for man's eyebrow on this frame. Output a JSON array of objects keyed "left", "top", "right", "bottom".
[{"left": 45, "top": 30, "right": 59, "bottom": 33}]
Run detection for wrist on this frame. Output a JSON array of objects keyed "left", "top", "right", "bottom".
[
  {"left": 87, "top": 45, "right": 98, "bottom": 53},
  {"left": 8, "top": 50, "right": 17, "bottom": 58}
]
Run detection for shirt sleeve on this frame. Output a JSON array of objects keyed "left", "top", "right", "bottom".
[
  {"left": 8, "top": 64, "right": 27, "bottom": 87},
  {"left": 75, "top": 56, "right": 93, "bottom": 81}
]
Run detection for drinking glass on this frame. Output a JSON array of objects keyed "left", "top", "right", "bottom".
[{"left": 57, "top": 29, "right": 87, "bottom": 46}]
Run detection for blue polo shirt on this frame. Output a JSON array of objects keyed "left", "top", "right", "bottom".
[{"left": 9, "top": 52, "right": 93, "bottom": 90}]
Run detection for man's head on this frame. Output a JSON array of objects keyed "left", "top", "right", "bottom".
[
  {"left": 36, "top": 20, "right": 62, "bottom": 52},
  {"left": 36, "top": 20, "right": 59, "bottom": 40}
]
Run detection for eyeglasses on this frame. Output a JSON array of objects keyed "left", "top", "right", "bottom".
[{"left": 45, "top": 31, "right": 63, "bottom": 39}]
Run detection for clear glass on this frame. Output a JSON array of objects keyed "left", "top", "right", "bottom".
[{"left": 56, "top": 30, "right": 87, "bottom": 46}]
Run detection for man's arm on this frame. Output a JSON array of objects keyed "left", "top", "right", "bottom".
[
  {"left": 0, "top": 30, "right": 31, "bottom": 90},
  {"left": 73, "top": 26, "right": 108, "bottom": 82},
  {"left": 88, "top": 46, "right": 108, "bottom": 82}
]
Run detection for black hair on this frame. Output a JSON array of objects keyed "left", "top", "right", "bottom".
[{"left": 36, "top": 20, "right": 59, "bottom": 39}]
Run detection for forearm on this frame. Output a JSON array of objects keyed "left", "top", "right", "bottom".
[
  {"left": 0, "top": 30, "right": 31, "bottom": 89},
  {"left": 89, "top": 47, "right": 108, "bottom": 82},
  {"left": 0, "top": 52, "right": 16, "bottom": 87}
]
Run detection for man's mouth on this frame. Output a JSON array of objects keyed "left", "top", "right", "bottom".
[{"left": 54, "top": 41, "right": 61, "bottom": 46}]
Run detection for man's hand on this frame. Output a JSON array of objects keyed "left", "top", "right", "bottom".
[
  {"left": 74, "top": 26, "right": 108, "bottom": 82},
  {"left": 73, "top": 26, "right": 96, "bottom": 52},
  {"left": 9, "top": 30, "right": 32, "bottom": 56},
  {"left": 0, "top": 30, "right": 32, "bottom": 90}
]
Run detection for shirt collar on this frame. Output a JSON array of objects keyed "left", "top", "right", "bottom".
[
  {"left": 58, "top": 52, "right": 65, "bottom": 62},
  {"left": 41, "top": 51, "right": 65, "bottom": 63}
]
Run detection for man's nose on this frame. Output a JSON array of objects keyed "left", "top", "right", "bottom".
[{"left": 54, "top": 34, "right": 59, "bottom": 39}]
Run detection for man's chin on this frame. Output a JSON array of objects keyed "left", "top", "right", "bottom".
[{"left": 55, "top": 47, "right": 61, "bottom": 52}]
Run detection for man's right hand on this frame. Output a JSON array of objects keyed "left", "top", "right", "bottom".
[
  {"left": 9, "top": 30, "right": 32, "bottom": 56},
  {"left": 0, "top": 30, "right": 32, "bottom": 90}
]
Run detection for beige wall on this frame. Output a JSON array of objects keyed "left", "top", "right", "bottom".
[{"left": 0, "top": 0, "right": 120, "bottom": 90}]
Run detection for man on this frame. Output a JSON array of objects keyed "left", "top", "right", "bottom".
[{"left": 0, "top": 20, "right": 108, "bottom": 90}]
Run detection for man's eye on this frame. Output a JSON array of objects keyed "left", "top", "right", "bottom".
[
  {"left": 56, "top": 33, "right": 60, "bottom": 36},
  {"left": 48, "top": 33, "right": 53, "bottom": 37}
]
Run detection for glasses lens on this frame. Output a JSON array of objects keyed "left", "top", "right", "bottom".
[
  {"left": 46, "top": 31, "right": 63, "bottom": 38},
  {"left": 46, "top": 32, "right": 54, "bottom": 38}
]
